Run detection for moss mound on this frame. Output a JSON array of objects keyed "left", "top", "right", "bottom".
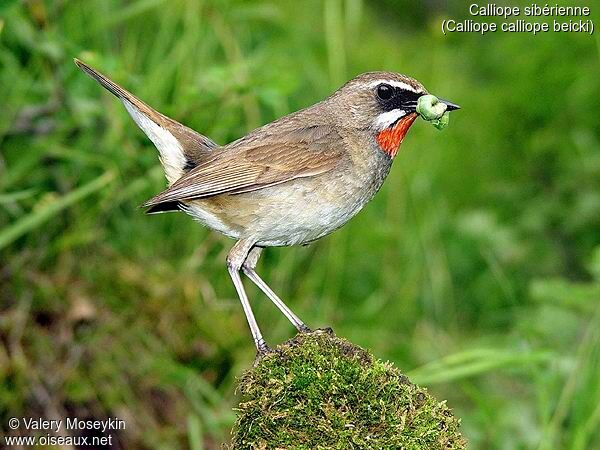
[{"left": 232, "top": 330, "right": 466, "bottom": 449}]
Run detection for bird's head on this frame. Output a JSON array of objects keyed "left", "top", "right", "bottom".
[{"left": 328, "top": 72, "right": 459, "bottom": 158}]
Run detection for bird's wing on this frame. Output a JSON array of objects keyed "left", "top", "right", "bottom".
[{"left": 142, "top": 125, "right": 346, "bottom": 207}]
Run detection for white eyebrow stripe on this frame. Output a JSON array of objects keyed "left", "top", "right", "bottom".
[
  {"left": 374, "top": 108, "right": 407, "bottom": 129},
  {"left": 368, "top": 79, "right": 421, "bottom": 93}
]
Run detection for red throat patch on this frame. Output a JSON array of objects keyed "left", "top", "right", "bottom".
[{"left": 376, "top": 113, "right": 418, "bottom": 158}]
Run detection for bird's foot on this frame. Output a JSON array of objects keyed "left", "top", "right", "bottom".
[
  {"left": 253, "top": 340, "right": 271, "bottom": 365},
  {"left": 315, "top": 326, "right": 334, "bottom": 336},
  {"left": 296, "top": 324, "right": 312, "bottom": 333},
  {"left": 256, "top": 339, "right": 270, "bottom": 353}
]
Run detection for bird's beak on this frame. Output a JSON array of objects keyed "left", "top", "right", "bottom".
[{"left": 437, "top": 98, "right": 460, "bottom": 111}]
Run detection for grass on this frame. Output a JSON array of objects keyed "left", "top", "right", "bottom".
[{"left": 1, "top": 0, "right": 600, "bottom": 448}]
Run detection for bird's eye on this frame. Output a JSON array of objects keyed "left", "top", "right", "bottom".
[{"left": 376, "top": 84, "right": 394, "bottom": 100}]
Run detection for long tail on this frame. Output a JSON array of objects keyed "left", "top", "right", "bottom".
[{"left": 74, "top": 58, "right": 216, "bottom": 185}]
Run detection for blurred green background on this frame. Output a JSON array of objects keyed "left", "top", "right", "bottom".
[{"left": 1, "top": 0, "right": 600, "bottom": 448}]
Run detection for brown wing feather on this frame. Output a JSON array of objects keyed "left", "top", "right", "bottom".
[{"left": 143, "top": 125, "right": 345, "bottom": 207}]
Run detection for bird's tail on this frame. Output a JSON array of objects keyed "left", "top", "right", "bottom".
[{"left": 74, "top": 58, "right": 216, "bottom": 185}]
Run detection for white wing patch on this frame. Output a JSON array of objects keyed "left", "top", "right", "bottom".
[
  {"left": 374, "top": 108, "right": 407, "bottom": 130},
  {"left": 123, "top": 100, "right": 186, "bottom": 184}
]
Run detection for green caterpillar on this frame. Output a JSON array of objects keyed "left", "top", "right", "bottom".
[{"left": 417, "top": 94, "right": 450, "bottom": 130}]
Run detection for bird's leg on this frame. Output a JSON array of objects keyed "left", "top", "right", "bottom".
[
  {"left": 242, "top": 247, "right": 311, "bottom": 333},
  {"left": 227, "top": 240, "right": 269, "bottom": 354}
]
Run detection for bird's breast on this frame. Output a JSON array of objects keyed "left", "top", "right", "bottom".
[{"left": 183, "top": 142, "right": 393, "bottom": 247}]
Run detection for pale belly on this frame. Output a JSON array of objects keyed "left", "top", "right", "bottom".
[{"left": 182, "top": 158, "right": 391, "bottom": 247}]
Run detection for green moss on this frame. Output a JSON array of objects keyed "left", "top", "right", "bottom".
[{"left": 232, "top": 330, "right": 466, "bottom": 449}]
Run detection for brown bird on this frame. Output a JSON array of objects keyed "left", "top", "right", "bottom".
[{"left": 75, "top": 59, "right": 459, "bottom": 354}]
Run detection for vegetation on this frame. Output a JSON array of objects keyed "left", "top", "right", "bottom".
[
  {"left": 233, "top": 330, "right": 465, "bottom": 449},
  {"left": 1, "top": 0, "right": 599, "bottom": 448}
]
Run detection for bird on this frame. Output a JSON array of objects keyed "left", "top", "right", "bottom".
[{"left": 75, "top": 59, "right": 459, "bottom": 354}]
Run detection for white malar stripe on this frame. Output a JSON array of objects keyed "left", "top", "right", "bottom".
[
  {"left": 375, "top": 109, "right": 407, "bottom": 129},
  {"left": 123, "top": 100, "right": 186, "bottom": 185},
  {"left": 368, "top": 79, "right": 421, "bottom": 93}
]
